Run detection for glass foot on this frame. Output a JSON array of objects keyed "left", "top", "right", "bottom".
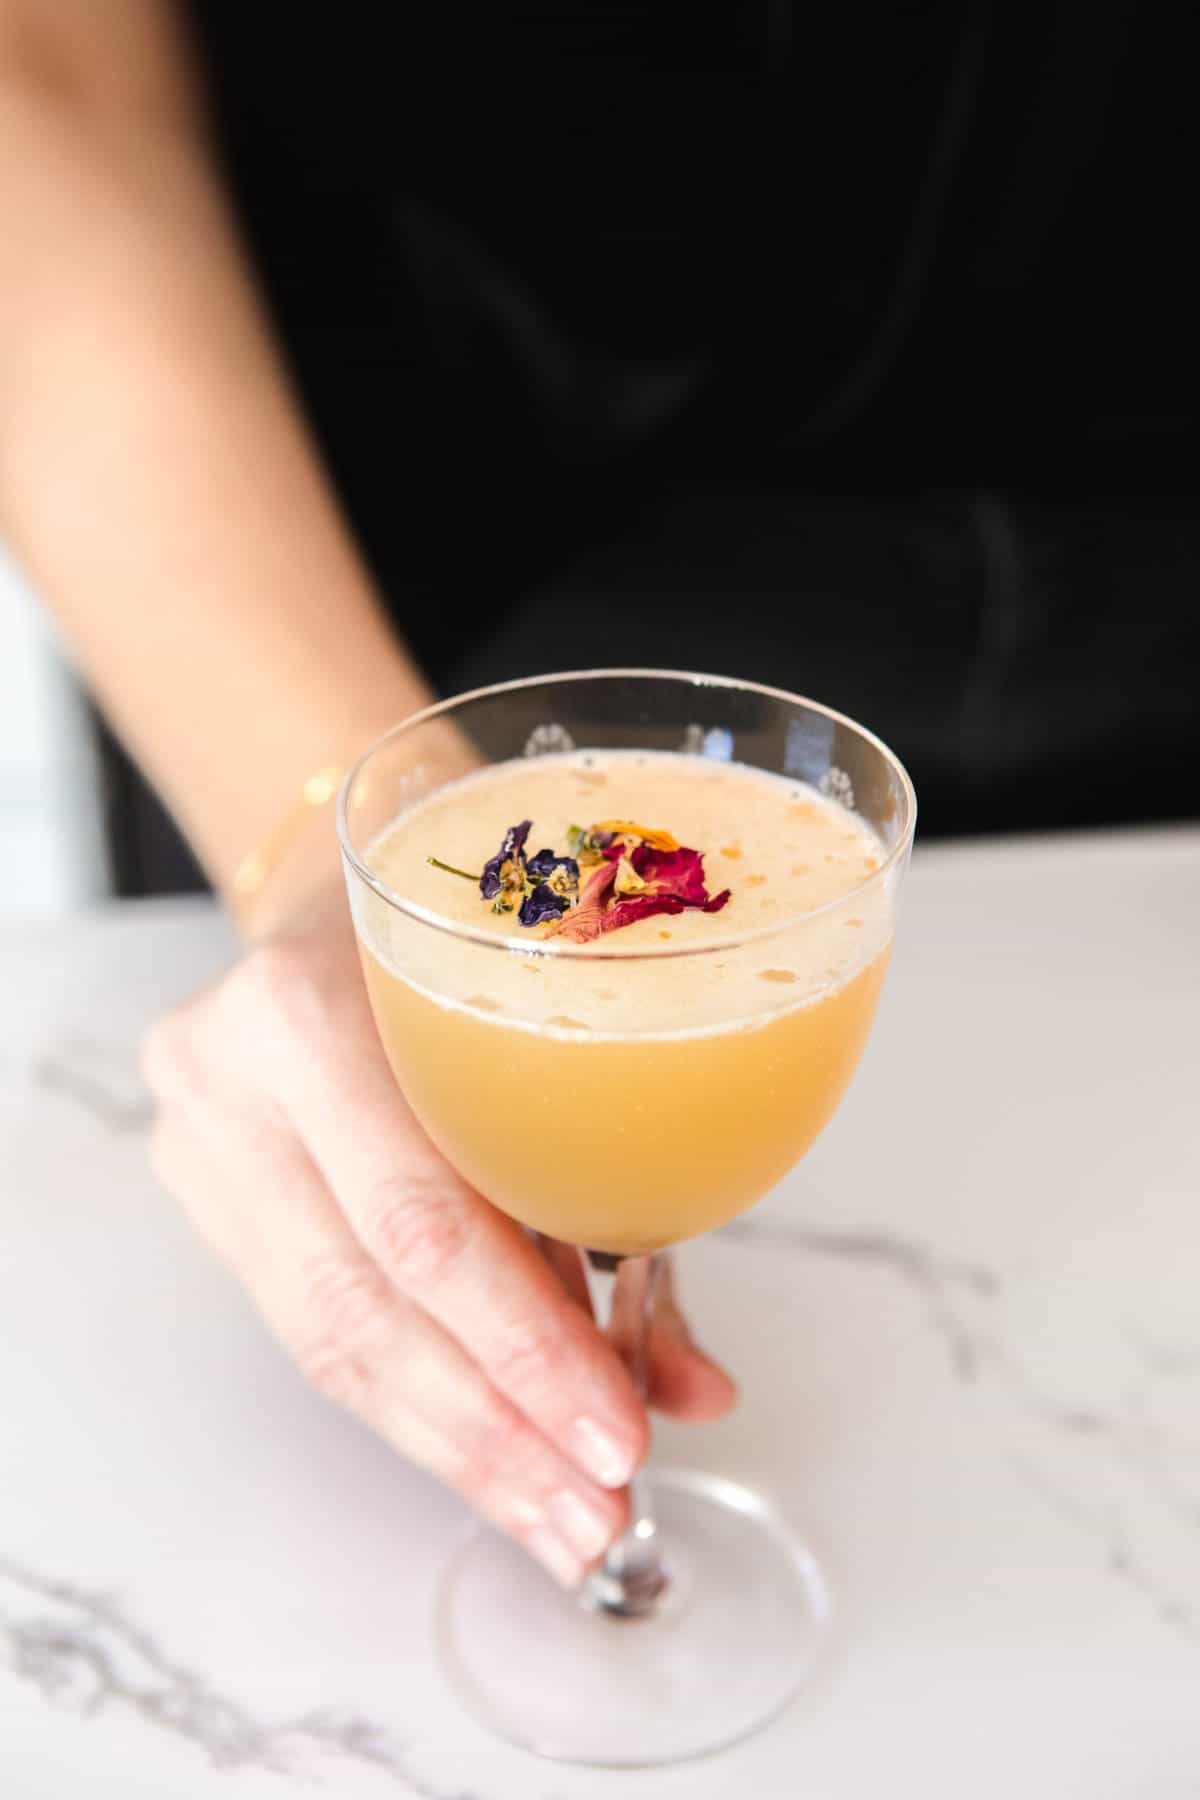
[{"left": 434, "top": 1468, "right": 831, "bottom": 1768}]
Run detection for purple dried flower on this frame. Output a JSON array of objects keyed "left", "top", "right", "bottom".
[
  {"left": 480, "top": 819, "right": 532, "bottom": 908},
  {"left": 518, "top": 881, "right": 569, "bottom": 927},
  {"left": 526, "top": 849, "right": 580, "bottom": 900}
]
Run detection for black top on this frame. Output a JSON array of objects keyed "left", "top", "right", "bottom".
[{"left": 180, "top": 1, "right": 1199, "bottom": 837}]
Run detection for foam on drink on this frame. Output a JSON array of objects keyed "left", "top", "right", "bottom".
[{"left": 352, "top": 751, "right": 895, "bottom": 1251}]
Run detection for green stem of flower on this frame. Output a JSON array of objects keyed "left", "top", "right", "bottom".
[{"left": 426, "top": 856, "right": 481, "bottom": 882}]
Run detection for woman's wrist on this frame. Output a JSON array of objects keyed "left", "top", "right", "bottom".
[
  {"left": 228, "top": 759, "right": 346, "bottom": 938},
  {"left": 227, "top": 671, "right": 483, "bottom": 944},
  {"left": 234, "top": 797, "right": 349, "bottom": 943},
  {"left": 224, "top": 677, "right": 432, "bottom": 942}
]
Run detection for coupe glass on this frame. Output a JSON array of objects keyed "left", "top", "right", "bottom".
[{"left": 338, "top": 670, "right": 915, "bottom": 1766}]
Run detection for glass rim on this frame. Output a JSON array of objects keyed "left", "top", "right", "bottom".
[{"left": 336, "top": 667, "right": 917, "bottom": 962}]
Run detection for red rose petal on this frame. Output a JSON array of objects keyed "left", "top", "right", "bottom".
[
  {"left": 542, "top": 821, "right": 733, "bottom": 944},
  {"left": 631, "top": 845, "right": 710, "bottom": 903},
  {"left": 548, "top": 843, "right": 730, "bottom": 940},
  {"left": 603, "top": 888, "right": 731, "bottom": 931}
]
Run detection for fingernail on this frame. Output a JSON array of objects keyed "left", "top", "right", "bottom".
[
  {"left": 567, "top": 1416, "right": 634, "bottom": 1489},
  {"left": 506, "top": 1492, "right": 546, "bottom": 1530},
  {"left": 526, "top": 1525, "right": 583, "bottom": 1589},
  {"left": 547, "top": 1489, "right": 613, "bottom": 1563}
]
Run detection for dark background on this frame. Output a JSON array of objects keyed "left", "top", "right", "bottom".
[{"left": 103, "top": 1, "right": 1200, "bottom": 894}]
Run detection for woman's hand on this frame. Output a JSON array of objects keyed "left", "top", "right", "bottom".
[{"left": 141, "top": 889, "right": 736, "bottom": 1588}]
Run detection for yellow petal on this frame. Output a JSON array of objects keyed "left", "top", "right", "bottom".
[
  {"left": 614, "top": 855, "right": 646, "bottom": 895},
  {"left": 593, "top": 819, "right": 680, "bottom": 851}
]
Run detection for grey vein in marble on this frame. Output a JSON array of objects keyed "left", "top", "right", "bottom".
[
  {"left": 1130, "top": 1333, "right": 1200, "bottom": 1378},
  {"left": 719, "top": 1214, "right": 1001, "bottom": 1379},
  {"left": 32, "top": 1037, "right": 154, "bottom": 1134},
  {"left": 0, "top": 1556, "right": 483, "bottom": 1796},
  {"left": 722, "top": 1212, "right": 1200, "bottom": 1637},
  {"left": 1011, "top": 1460, "right": 1195, "bottom": 1637}
]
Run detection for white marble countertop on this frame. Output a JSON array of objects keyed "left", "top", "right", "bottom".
[{"left": 2, "top": 829, "right": 1198, "bottom": 1799}]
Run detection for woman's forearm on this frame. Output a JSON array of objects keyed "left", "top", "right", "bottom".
[{"left": 0, "top": 54, "right": 431, "bottom": 902}]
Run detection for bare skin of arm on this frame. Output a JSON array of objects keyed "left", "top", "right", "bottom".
[
  {"left": 0, "top": 0, "right": 735, "bottom": 1586},
  {"left": 0, "top": 0, "right": 430, "bottom": 918}
]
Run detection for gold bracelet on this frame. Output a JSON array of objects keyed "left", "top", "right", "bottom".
[{"left": 230, "top": 762, "right": 345, "bottom": 915}]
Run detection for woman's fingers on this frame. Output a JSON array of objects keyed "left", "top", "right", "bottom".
[
  {"left": 144, "top": 923, "right": 737, "bottom": 1603},
  {"left": 647, "top": 1259, "right": 738, "bottom": 1423},
  {"left": 147, "top": 1106, "right": 628, "bottom": 1587},
  {"left": 647, "top": 1316, "right": 739, "bottom": 1421},
  {"left": 306, "top": 1096, "right": 648, "bottom": 1488},
  {"left": 247, "top": 941, "right": 652, "bottom": 1490},
  {"left": 531, "top": 1233, "right": 593, "bottom": 1314},
  {"left": 273, "top": 1253, "right": 631, "bottom": 1586},
  {"left": 534, "top": 1236, "right": 738, "bottom": 1424}
]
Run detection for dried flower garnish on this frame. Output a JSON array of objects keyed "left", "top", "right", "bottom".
[
  {"left": 566, "top": 824, "right": 613, "bottom": 864},
  {"left": 518, "top": 881, "right": 571, "bottom": 927},
  {"left": 613, "top": 855, "right": 646, "bottom": 895},
  {"left": 526, "top": 848, "right": 580, "bottom": 901},
  {"left": 480, "top": 819, "right": 532, "bottom": 913},
  {"left": 429, "top": 815, "right": 730, "bottom": 939},
  {"left": 551, "top": 856, "right": 619, "bottom": 942},
  {"left": 426, "top": 855, "right": 481, "bottom": 883},
  {"left": 592, "top": 820, "right": 680, "bottom": 852},
  {"left": 550, "top": 842, "right": 730, "bottom": 942}
]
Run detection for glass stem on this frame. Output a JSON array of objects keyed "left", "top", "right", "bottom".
[{"left": 583, "top": 1250, "right": 670, "bottom": 1618}]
